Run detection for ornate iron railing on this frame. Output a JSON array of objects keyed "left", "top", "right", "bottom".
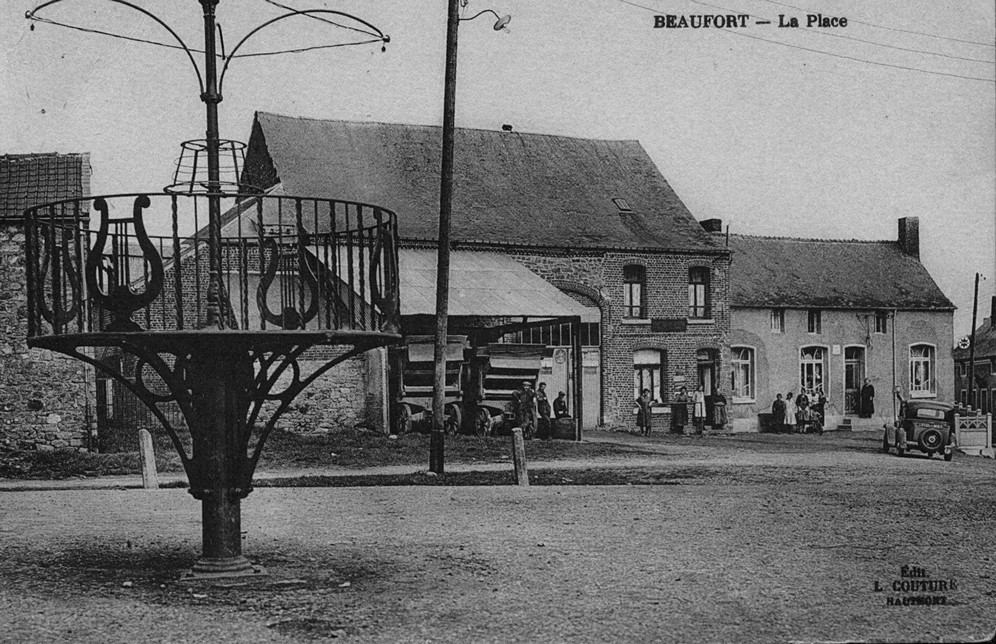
[{"left": 24, "top": 193, "right": 400, "bottom": 342}]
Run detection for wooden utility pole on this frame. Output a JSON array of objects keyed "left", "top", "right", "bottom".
[
  {"left": 969, "top": 272, "right": 981, "bottom": 408},
  {"left": 430, "top": 0, "right": 461, "bottom": 474}
]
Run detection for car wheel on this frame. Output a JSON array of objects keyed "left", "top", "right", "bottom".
[
  {"left": 944, "top": 450, "right": 953, "bottom": 462},
  {"left": 919, "top": 429, "right": 943, "bottom": 452}
]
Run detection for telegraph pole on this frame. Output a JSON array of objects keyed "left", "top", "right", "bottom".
[
  {"left": 430, "top": 0, "right": 461, "bottom": 474},
  {"left": 968, "top": 272, "right": 980, "bottom": 408}
]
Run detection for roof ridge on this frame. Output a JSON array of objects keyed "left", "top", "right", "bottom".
[
  {"left": 729, "top": 232, "right": 896, "bottom": 245},
  {"left": 255, "top": 111, "right": 641, "bottom": 145}
]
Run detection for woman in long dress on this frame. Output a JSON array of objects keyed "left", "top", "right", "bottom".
[
  {"left": 712, "top": 390, "right": 728, "bottom": 430},
  {"left": 692, "top": 385, "right": 707, "bottom": 434},
  {"left": 672, "top": 386, "right": 689, "bottom": 433},
  {"left": 784, "top": 392, "right": 797, "bottom": 433}
]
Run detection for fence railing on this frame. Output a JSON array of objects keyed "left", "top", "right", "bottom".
[
  {"left": 24, "top": 193, "right": 401, "bottom": 342},
  {"left": 954, "top": 412, "right": 993, "bottom": 457}
]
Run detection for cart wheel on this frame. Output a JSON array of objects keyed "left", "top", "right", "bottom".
[
  {"left": 445, "top": 404, "right": 462, "bottom": 436},
  {"left": 394, "top": 403, "right": 413, "bottom": 436},
  {"left": 474, "top": 408, "right": 490, "bottom": 437}
]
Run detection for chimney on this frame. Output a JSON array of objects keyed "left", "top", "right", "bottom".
[
  {"left": 701, "top": 218, "right": 723, "bottom": 233},
  {"left": 898, "top": 217, "right": 919, "bottom": 259}
]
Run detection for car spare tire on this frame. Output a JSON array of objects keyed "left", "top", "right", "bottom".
[{"left": 919, "top": 429, "right": 943, "bottom": 452}]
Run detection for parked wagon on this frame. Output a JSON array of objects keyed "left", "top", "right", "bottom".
[
  {"left": 463, "top": 343, "right": 545, "bottom": 437},
  {"left": 389, "top": 335, "right": 467, "bottom": 435}
]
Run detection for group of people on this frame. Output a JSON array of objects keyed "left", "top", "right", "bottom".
[
  {"left": 635, "top": 385, "right": 729, "bottom": 437},
  {"left": 771, "top": 388, "right": 826, "bottom": 434},
  {"left": 512, "top": 381, "right": 569, "bottom": 440}
]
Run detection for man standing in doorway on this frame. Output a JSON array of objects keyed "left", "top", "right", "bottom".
[{"left": 860, "top": 378, "right": 875, "bottom": 418}]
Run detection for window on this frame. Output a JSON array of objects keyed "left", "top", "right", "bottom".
[
  {"left": 874, "top": 311, "right": 888, "bottom": 334},
  {"left": 634, "top": 349, "right": 664, "bottom": 403},
  {"left": 623, "top": 265, "right": 645, "bottom": 319},
  {"left": 909, "top": 344, "right": 936, "bottom": 397},
  {"left": 807, "top": 309, "right": 822, "bottom": 334},
  {"left": 961, "top": 389, "right": 967, "bottom": 406},
  {"left": 731, "top": 346, "right": 755, "bottom": 401},
  {"left": 688, "top": 267, "right": 710, "bottom": 318},
  {"left": 770, "top": 309, "right": 784, "bottom": 333},
  {"left": 800, "top": 346, "right": 827, "bottom": 394}
]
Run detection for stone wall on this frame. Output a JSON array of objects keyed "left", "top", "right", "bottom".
[{"left": 1, "top": 224, "right": 94, "bottom": 451}]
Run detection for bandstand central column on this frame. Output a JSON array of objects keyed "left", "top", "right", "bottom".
[{"left": 185, "top": 348, "right": 258, "bottom": 576}]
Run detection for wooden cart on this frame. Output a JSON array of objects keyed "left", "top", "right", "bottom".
[{"left": 389, "top": 335, "right": 467, "bottom": 435}]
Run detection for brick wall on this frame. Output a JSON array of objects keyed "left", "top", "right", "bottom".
[
  {"left": 1, "top": 224, "right": 94, "bottom": 451},
  {"left": 512, "top": 248, "right": 732, "bottom": 427}
]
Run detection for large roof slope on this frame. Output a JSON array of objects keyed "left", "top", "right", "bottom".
[
  {"left": 242, "top": 112, "right": 724, "bottom": 252},
  {"left": 729, "top": 234, "right": 954, "bottom": 311},
  {"left": 0, "top": 153, "right": 90, "bottom": 220}
]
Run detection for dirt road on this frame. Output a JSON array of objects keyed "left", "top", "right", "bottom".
[{"left": 1, "top": 432, "right": 994, "bottom": 643}]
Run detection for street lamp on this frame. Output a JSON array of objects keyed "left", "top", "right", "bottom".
[{"left": 429, "top": 0, "right": 510, "bottom": 474}]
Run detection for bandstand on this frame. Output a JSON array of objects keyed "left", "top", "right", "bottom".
[{"left": 23, "top": 0, "right": 398, "bottom": 577}]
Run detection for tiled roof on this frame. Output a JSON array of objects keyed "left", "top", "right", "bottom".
[
  {"left": 0, "top": 153, "right": 91, "bottom": 220},
  {"left": 241, "top": 112, "right": 726, "bottom": 253},
  {"left": 728, "top": 234, "right": 955, "bottom": 311}
]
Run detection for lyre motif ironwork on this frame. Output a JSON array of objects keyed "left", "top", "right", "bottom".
[
  {"left": 85, "top": 196, "right": 165, "bottom": 332},
  {"left": 256, "top": 236, "right": 320, "bottom": 330},
  {"left": 37, "top": 228, "right": 82, "bottom": 328}
]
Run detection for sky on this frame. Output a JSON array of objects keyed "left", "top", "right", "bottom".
[{"left": 2, "top": 0, "right": 994, "bottom": 339}]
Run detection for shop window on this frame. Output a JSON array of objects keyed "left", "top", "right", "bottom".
[
  {"left": 731, "top": 346, "right": 755, "bottom": 401},
  {"left": 688, "top": 267, "right": 710, "bottom": 318},
  {"left": 909, "top": 344, "right": 936, "bottom": 397},
  {"left": 623, "top": 265, "right": 645, "bottom": 319}
]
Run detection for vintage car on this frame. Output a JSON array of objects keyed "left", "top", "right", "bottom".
[{"left": 882, "top": 400, "right": 955, "bottom": 461}]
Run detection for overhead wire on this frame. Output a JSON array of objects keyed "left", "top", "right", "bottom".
[
  {"left": 671, "top": 0, "right": 993, "bottom": 62},
  {"left": 754, "top": 0, "right": 996, "bottom": 48},
  {"left": 617, "top": 0, "right": 996, "bottom": 84},
  {"left": 25, "top": 0, "right": 384, "bottom": 60}
]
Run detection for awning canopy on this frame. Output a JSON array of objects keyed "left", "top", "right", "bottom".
[{"left": 399, "top": 250, "right": 592, "bottom": 320}]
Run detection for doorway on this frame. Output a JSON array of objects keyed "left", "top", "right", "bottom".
[
  {"left": 697, "top": 349, "right": 718, "bottom": 422},
  {"left": 844, "top": 346, "right": 865, "bottom": 415}
]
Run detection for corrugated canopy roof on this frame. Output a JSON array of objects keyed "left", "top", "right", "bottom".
[
  {"left": 242, "top": 112, "right": 725, "bottom": 252},
  {"left": 399, "top": 250, "right": 592, "bottom": 319},
  {"left": 729, "top": 234, "right": 955, "bottom": 310},
  {"left": 0, "top": 153, "right": 90, "bottom": 220}
]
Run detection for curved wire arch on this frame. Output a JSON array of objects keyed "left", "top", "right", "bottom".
[
  {"left": 26, "top": 0, "right": 205, "bottom": 94},
  {"left": 217, "top": 8, "right": 390, "bottom": 94}
]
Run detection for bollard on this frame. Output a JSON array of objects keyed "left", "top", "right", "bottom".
[
  {"left": 511, "top": 428, "right": 529, "bottom": 486},
  {"left": 138, "top": 428, "right": 159, "bottom": 490}
]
